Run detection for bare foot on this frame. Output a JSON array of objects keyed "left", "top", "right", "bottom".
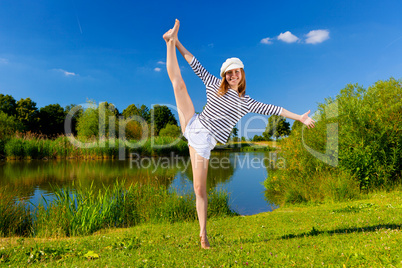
[
  {"left": 163, "top": 19, "right": 180, "bottom": 42},
  {"left": 200, "top": 235, "right": 211, "bottom": 249}
]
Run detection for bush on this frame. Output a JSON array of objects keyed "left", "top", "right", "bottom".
[
  {"left": 264, "top": 78, "right": 402, "bottom": 205},
  {"left": 159, "top": 123, "right": 181, "bottom": 138},
  {"left": 252, "top": 135, "right": 266, "bottom": 142}
]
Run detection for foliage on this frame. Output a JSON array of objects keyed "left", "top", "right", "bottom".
[
  {"left": 252, "top": 135, "right": 267, "bottom": 142},
  {"left": 64, "top": 104, "right": 83, "bottom": 136},
  {"left": 0, "top": 94, "right": 17, "bottom": 116},
  {"left": 150, "top": 105, "right": 177, "bottom": 135},
  {"left": 159, "top": 123, "right": 181, "bottom": 138},
  {"left": 263, "top": 115, "right": 290, "bottom": 140},
  {"left": 122, "top": 104, "right": 150, "bottom": 122},
  {"left": 264, "top": 78, "right": 402, "bottom": 205},
  {"left": 119, "top": 119, "right": 149, "bottom": 140},
  {"left": 0, "top": 111, "right": 24, "bottom": 140},
  {"left": 76, "top": 101, "right": 119, "bottom": 140},
  {"left": 37, "top": 104, "right": 66, "bottom": 137},
  {"left": 16, "top": 97, "right": 39, "bottom": 131},
  {"left": 229, "top": 126, "right": 239, "bottom": 141},
  {"left": 291, "top": 120, "right": 303, "bottom": 132}
]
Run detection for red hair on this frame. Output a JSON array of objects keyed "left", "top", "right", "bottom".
[{"left": 217, "top": 69, "right": 246, "bottom": 97}]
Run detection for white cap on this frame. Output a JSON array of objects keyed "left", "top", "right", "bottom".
[{"left": 220, "top": 57, "right": 244, "bottom": 77}]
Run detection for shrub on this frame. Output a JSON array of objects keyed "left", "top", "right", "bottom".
[{"left": 264, "top": 78, "right": 402, "bottom": 205}]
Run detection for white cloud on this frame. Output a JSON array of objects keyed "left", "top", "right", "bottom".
[
  {"left": 55, "top": 68, "right": 77, "bottom": 77},
  {"left": 0, "top": 58, "right": 8, "bottom": 64},
  {"left": 154, "top": 67, "right": 162, "bottom": 72},
  {"left": 305, "top": 29, "right": 330, "bottom": 44},
  {"left": 260, "top": 37, "right": 274, "bottom": 45},
  {"left": 157, "top": 61, "right": 165, "bottom": 65},
  {"left": 277, "top": 31, "right": 299, "bottom": 43}
]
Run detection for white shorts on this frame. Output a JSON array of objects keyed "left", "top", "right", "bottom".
[{"left": 183, "top": 114, "right": 217, "bottom": 159}]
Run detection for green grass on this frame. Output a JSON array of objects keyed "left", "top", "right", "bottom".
[
  {"left": 1, "top": 191, "right": 401, "bottom": 267},
  {"left": 214, "top": 141, "right": 275, "bottom": 152}
]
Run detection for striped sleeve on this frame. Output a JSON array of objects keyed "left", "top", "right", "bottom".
[
  {"left": 190, "top": 57, "right": 221, "bottom": 89},
  {"left": 247, "top": 97, "right": 283, "bottom": 116}
]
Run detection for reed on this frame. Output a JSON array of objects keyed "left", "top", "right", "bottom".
[
  {"left": 3, "top": 134, "right": 189, "bottom": 160},
  {"left": 31, "top": 180, "right": 236, "bottom": 237},
  {"left": 0, "top": 186, "right": 32, "bottom": 237}
]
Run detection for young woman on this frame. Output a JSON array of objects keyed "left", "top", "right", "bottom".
[{"left": 163, "top": 19, "right": 315, "bottom": 249}]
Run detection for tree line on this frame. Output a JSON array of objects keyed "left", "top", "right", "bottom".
[
  {"left": 0, "top": 94, "right": 180, "bottom": 140},
  {"left": 0, "top": 93, "right": 293, "bottom": 142}
]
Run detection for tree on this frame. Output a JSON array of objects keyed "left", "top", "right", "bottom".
[
  {"left": 150, "top": 105, "right": 177, "bottom": 135},
  {"left": 252, "top": 135, "right": 265, "bottom": 142},
  {"left": 0, "top": 111, "right": 23, "bottom": 139},
  {"left": 65, "top": 104, "right": 83, "bottom": 136},
  {"left": 76, "top": 102, "right": 99, "bottom": 139},
  {"left": 159, "top": 123, "right": 181, "bottom": 138},
  {"left": 16, "top": 98, "right": 39, "bottom": 131},
  {"left": 263, "top": 115, "right": 290, "bottom": 140},
  {"left": 0, "top": 94, "right": 17, "bottom": 117},
  {"left": 38, "top": 104, "right": 66, "bottom": 137},
  {"left": 76, "top": 101, "right": 118, "bottom": 139},
  {"left": 123, "top": 104, "right": 150, "bottom": 122},
  {"left": 229, "top": 126, "right": 239, "bottom": 142}
]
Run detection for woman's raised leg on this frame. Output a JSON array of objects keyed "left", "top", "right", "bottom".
[
  {"left": 164, "top": 20, "right": 210, "bottom": 249},
  {"left": 163, "top": 20, "right": 195, "bottom": 133}
]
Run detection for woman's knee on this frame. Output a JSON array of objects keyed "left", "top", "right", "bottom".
[
  {"left": 193, "top": 184, "right": 207, "bottom": 198},
  {"left": 173, "top": 80, "right": 186, "bottom": 92}
]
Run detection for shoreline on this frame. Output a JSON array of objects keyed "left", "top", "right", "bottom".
[{"left": 1, "top": 190, "right": 401, "bottom": 266}]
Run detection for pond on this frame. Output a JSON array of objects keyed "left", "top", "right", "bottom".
[{"left": 0, "top": 151, "right": 278, "bottom": 215}]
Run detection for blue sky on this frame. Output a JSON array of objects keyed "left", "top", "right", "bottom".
[{"left": 1, "top": 0, "right": 401, "bottom": 138}]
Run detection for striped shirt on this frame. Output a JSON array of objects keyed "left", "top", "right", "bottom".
[{"left": 190, "top": 57, "right": 283, "bottom": 144}]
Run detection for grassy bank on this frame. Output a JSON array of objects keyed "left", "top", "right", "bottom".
[
  {"left": 214, "top": 141, "right": 276, "bottom": 152},
  {"left": 1, "top": 191, "right": 401, "bottom": 267}
]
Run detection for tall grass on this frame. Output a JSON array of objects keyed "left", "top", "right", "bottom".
[
  {"left": 0, "top": 186, "right": 32, "bottom": 237},
  {"left": 1, "top": 181, "right": 237, "bottom": 238},
  {"left": 264, "top": 78, "right": 402, "bottom": 205},
  {"left": 3, "top": 134, "right": 189, "bottom": 160}
]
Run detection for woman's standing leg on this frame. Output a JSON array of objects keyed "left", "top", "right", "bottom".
[
  {"left": 164, "top": 20, "right": 210, "bottom": 249},
  {"left": 189, "top": 145, "right": 211, "bottom": 249}
]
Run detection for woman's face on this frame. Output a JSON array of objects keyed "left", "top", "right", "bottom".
[{"left": 225, "top": 68, "right": 242, "bottom": 90}]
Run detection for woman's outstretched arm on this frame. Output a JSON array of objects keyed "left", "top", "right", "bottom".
[
  {"left": 176, "top": 40, "right": 194, "bottom": 64},
  {"left": 280, "top": 109, "right": 316, "bottom": 128}
]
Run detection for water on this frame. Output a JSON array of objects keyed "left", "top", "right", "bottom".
[{"left": 0, "top": 151, "right": 277, "bottom": 215}]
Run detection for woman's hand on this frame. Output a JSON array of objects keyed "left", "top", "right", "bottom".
[{"left": 300, "top": 110, "right": 315, "bottom": 128}]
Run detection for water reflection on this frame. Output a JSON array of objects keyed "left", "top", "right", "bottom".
[{"left": 0, "top": 151, "right": 276, "bottom": 215}]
